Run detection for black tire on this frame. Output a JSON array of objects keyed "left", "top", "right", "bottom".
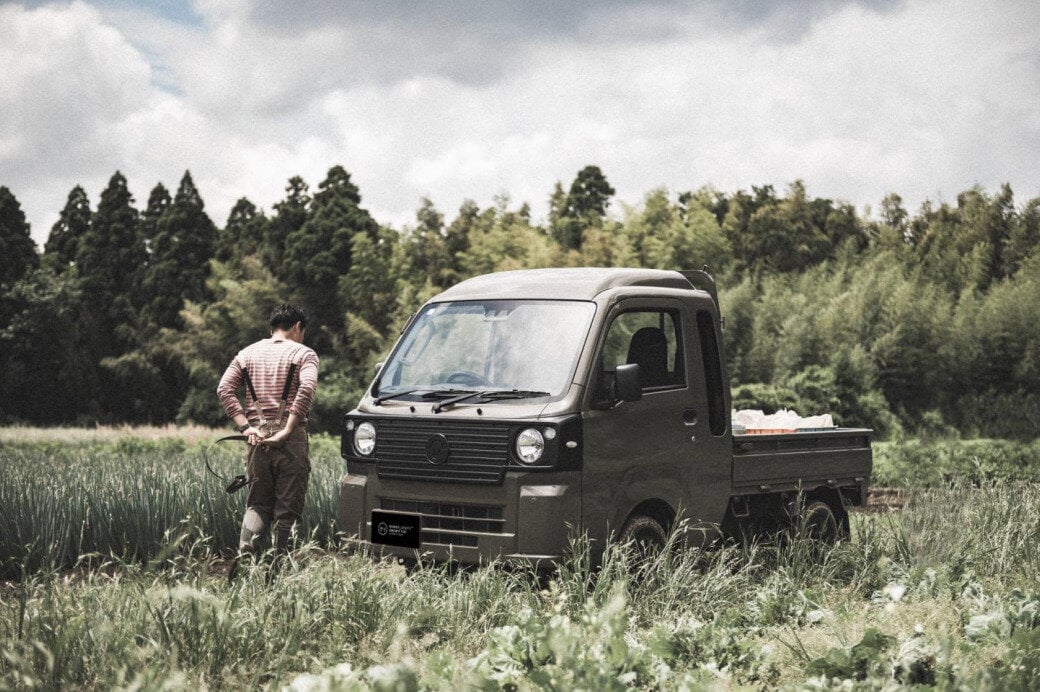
[
  {"left": 617, "top": 514, "right": 668, "bottom": 559},
  {"left": 801, "top": 500, "right": 840, "bottom": 544}
]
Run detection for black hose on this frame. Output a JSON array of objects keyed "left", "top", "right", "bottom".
[{"left": 203, "top": 434, "right": 256, "bottom": 494}]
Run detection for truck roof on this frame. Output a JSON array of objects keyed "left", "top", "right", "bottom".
[{"left": 431, "top": 267, "right": 696, "bottom": 302}]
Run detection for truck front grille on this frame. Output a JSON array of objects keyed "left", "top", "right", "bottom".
[
  {"left": 376, "top": 419, "right": 511, "bottom": 485},
  {"left": 381, "top": 498, "right": 505, "bottom": 548}
]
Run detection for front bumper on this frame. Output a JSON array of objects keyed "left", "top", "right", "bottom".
[{"left": 338, "top": 469, "right": 580, "bottom": 566}]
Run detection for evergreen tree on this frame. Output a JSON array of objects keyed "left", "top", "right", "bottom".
[
  {"left": 76, "top": 172, "right": 144, "bottom": 347},
  {"left": 141, "top": 171, "right": 216, "bottom": 331},
  {"left": 721, "top": 189, "right": 758, "bottom": 271},
  {"left": 43, "top": 186, "right": 91, "bottom": 272},
  {"left": 565, "top": 165, "right": 615, "bottom": 219},
  {"left": 552, "top": 166, "right": 616, "bottom": 251},
  {"left": 0, "top": 186, "right": 38, "bottom": 288},
  {"left": 445, "top": 199, "right": 477, "bottom": 276},
  {"left": 74, "top": 171, "right": 146, "bottom": 419},
  {"left": 120, "top": 172, "right": 217, "bottom": 422},
  {"left": 140, "top": 183, "right": 171, "bottom": 260},
  {"left": 282, "top": 165, "right": 380, "bottom": 350},
  {"left": 264, "top": 176, "right": 310, "bottom": 275},
  {"left": 216, "top": 197, "right": 266, "bottom": 262}
]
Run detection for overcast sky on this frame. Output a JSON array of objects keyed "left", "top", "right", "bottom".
[{"left": 3, "top": 0, "right": 1039, "bottom": 246}]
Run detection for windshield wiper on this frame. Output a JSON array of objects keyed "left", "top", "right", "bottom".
[
  {"left": 432, "top": 390, "right": 483, "bottom": 413},
  {"left": 479, "top": 389, "right": 550, "bottom": 400},
  {"left": 373, "top": 388, "right": 426, "bottom": 405},
  {"left": 374, "top": 388, "right": 476, "bottom": 405},
  {"left": 432, "top": 389, "right": 551, "bottom": 413}
]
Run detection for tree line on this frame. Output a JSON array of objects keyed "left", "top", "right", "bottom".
[{"left": 1, "top": 165, "right": 1038, "bottom": 439}]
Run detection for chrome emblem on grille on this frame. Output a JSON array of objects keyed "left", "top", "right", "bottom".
[{"left": 425, "top": 434, "right": 450, "bottom": 464}]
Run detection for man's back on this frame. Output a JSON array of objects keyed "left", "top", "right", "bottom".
[{"left": 225, "top": 338, "right": 318, "bottom": 426}]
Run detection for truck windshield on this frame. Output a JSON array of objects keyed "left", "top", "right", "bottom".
[{"left": 376, "top": 300, "right": 597, "bottom": 400}]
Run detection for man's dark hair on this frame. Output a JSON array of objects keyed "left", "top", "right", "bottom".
[{"left": 270, "top": 303, "right": 307, "bottom": 331}]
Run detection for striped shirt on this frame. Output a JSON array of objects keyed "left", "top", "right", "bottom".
[{"left": 217, "top": 338, "right": 319, "bottom": 427}]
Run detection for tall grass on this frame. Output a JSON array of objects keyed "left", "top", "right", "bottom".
[
  {"left": 4, "top": 483, "right": 1040, "bottom": 689},
  {"left": 5, "top": 432, "right": 1040, "bottom": 688},
  {"left": 0, "top": 435, "right": 342, "bottom": 577}
]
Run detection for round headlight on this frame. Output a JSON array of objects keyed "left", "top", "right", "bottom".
[
  {"left": 354, "top": 422, "right": 376, "bottom": 456},
  {"left": 515, "top": 427, "right": 545, "bottom": 465}
]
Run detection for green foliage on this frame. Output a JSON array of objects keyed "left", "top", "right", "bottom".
[
  {"left": 459, "top": 196, "right": 558, "bottom": 275},
  {"left": 216, "top": 197, "right": 266, "bottom": 263},
  {"left": 0, "top": 186, "right": 39, "bottom": 289},
  {"left": 139, "top": 181, "right": 171, "bottom": 257},
  {"left": 75, "top": 172, "right": 145, "bottom": 337},
  {"left": 42, "top": 185, "right": 91, "bottom": 272},
  {"left": 4, "top": 166, "right": 1040, "bottom": 437},
  {"left": 71, "top": 172, "right": 149, "bottom": 420},
  {"left": 283, "top": 166, "right": 380, "bottom": 351},
  {"left": 402, "top": 198, "right": 455, "bottom": 289},
  {"left": 141, "top": 171, "right": 216, "bottom": 331},
  {"left": 730, "top": 382, "right": 803, "bottom": 414},
  {"left": 620, "top": 187, "right": 730, "bottom": 271},
  {"left": 806, "top": 627, "right": 895, "bottom": 680},
  {"left": 872, "top": 438, "right": 1040, "bottom": 487},
  {"left": 264, "top": 175, "right": 310, "bottom": 273},
  {"left": 0, "top": 268, "right": 88, "bottom": 424},
  {"left": 551, "top": 165, "right": 615, "bottom": 250},
  {"left": 171, "top": 256, "right": 290, "bottom": 425}
]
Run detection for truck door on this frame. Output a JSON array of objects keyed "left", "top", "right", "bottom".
[
  {"left": 581, "top": 298, "right": 732, "bottom": 550},
  {"left": 681, "top": 306, "right": 732, "bottom": 543},
  {"left": 581, "top": 298, "right": 694, "bottom": 549}
]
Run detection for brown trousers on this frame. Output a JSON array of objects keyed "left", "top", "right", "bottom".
[{"left": 239, "top": 427, "right": 310, "bottom": 553}]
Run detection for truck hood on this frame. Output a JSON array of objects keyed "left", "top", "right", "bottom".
[{"left": 355, "top": 384, "right": 585, "bottom": 420}]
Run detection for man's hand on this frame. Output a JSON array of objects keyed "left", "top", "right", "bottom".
[
  {"left": 243, "top": 426, "right": 266, "bottom": 446},
  {"left": 259, "top": 413, "right": 300, "bottom": 448},
  {"left": 259, "top": 426, "right": 292, "bottom": 446}
]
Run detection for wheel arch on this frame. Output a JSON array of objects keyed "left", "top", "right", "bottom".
[
  {"left": 620, "top": 498, "right": 677, "bottom": 535},
  {"left": 803, "top": 485, "right": 850, "bottom": 536}
]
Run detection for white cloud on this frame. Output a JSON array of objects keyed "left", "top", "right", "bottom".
[{"left": 3, "top": 0, "right": 1039, "bottom": 247}]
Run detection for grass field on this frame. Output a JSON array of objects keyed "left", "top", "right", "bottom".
[{"left": 2, "top": 430, "right": 1040, "bottom": 689}]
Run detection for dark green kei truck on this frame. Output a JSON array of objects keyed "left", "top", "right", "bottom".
[{"left": 339, "top": 268, "right": 872, "bottom": 565}]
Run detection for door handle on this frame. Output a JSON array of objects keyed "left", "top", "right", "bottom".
[{"left": 683, "top": 409, "right": 698, "bottom": 426}]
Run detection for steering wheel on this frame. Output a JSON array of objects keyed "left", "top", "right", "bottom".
[{"left": 446, "top": 370, "right": 489, "bottom": 387}]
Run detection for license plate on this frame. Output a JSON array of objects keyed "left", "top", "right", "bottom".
[{"left": 371, "top": 510, "right": 421, "bottom": 549}]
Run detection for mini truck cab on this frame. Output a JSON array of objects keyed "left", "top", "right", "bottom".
[{"left": 339, "top": 268, "right": 872, "bottom": 565}]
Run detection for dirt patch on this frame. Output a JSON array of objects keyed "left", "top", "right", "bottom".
[{"left": 854, "top": 486, "right": 909, "bottom": 513}]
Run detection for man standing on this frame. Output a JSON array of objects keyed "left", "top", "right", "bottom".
[{"left": 217, "top": 303, "right": 319, "bottom": 557}]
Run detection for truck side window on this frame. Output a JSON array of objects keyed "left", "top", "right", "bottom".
[
  {"left": 697, "top": 310, "right": 726, "bottom": 436},
  {"left": 600, "top": 310, "right": 685, "bottom": 392}
]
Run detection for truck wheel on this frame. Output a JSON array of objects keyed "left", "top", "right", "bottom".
[
  {"left": 618, "top": 514, "right": 668, "bottom": 558},
  {"left": 801, "top": 501, "right": 840, "bottom": 544}
]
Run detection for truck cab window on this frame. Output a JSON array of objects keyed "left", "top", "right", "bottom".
[
  {"left": 697, "top": 310, "right": 726, "bottom": 436},
  {"left": 600, "top": 309, "right": 684, "bottom": 393}
]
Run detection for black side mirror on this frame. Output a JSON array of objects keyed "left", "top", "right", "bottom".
[{"left": 614, "top": 363, "right": 642, "bottom": 403}]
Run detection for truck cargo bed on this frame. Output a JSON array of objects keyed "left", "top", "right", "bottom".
[{"left": 731, "top": 428, "right": 872, "bottom": 495}]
